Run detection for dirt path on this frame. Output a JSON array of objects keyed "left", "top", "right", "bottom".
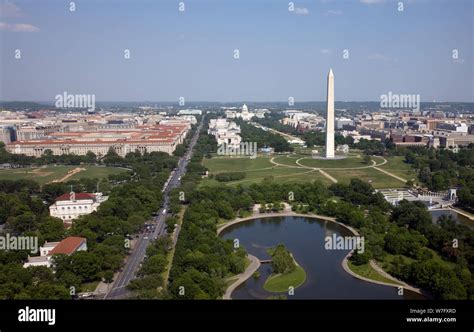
[
  {"left": 318, "top": 169, "right": 337, "bottom": 183},
  {"left": 50, "top": 167, "right": 85, "bottom": 183},
  {"left": 373, "top": 166, "right": 407, "bottom": 183}
]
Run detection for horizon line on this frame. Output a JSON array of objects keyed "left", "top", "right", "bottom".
[{"left": 1, "top": 100, "right": 473, "bottom": 105}]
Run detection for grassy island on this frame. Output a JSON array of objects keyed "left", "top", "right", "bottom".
[{"left": 263, "top": 244, "right": 307, "bottom": 293}]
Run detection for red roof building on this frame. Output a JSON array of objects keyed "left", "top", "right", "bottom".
[
  {"left": 49, "top": 236, "right": 87, "bottom": 256},
  {"left": 56, "top": 192, "right": 96, "bottom": 201}
]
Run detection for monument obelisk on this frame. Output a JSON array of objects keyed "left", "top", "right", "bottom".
[{"left": 325, "top": 68, "right": 335, "bottom": 158}]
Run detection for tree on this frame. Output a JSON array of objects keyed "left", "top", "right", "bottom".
[
  {"left": 269, "top": 244, "right": 296, "bottom": 274},
  {"left": 138, "top": 254, "right": 167, "bottom": 276},
  {"left": 173, "top": 145, "right": 186, "bottom": 157},
  {"left": 350, "top": 251, "right": 372, "bottom": 265},
  {"left": 103, "top": 270, "right": 114, "bottom": 285},
  {"left": 363, "top": 155, "right": 372, "bottom": 165},
  {"left": 390, "top": 200, "right": 432, "bottom": 232},
  {"left": 165, "top": 216, "right": 178, "bottom": 233},
  {"left": 70, "top": 252, "right": 102, "bottom": 282},
  {"left": 38, "top": 217, "right": 65, "bottom": 242},
  {"left": 85, "top": 151, "right": 97, "bottom": 163}
]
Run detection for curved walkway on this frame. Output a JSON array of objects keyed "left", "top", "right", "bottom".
[
  {"left": 223, "top": 254, "right": 260, "bottom": 299},
  {"left": 341, "top": 254, "right": 424, "bottom": 296}
]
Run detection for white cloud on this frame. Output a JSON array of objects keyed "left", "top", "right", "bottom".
[
  {"left": 326, "top": 9, "right": 343, "bottom": 16},
  {"left": 360, "top": 0, "right": 385, "bottom": 4},
  {"left": 0, "top": 22, "right": 39, "bottom": 32},
  {"left": 0, "top": 1, "right": 23, "bottom": 18},
  {"left": 294, "top": 7, "right": 309, "bottom": 15},
  {"left": 321, "top": 49, "right": 332, "bottom": 55}
]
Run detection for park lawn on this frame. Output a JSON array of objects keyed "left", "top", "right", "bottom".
[
  {"left": 203, "top": 156, "right": 274, "bottom": 172},
  {"left": 378, "top": 156, "right": 417, "bottom": 181},
  {"left": 201, "top": 166, "right": 331, "bottom": 187},
  {"left": 80, "top": 281, "right": 100, "bottom": 293},
  {"left": 347, "top": 261, "right": 402, "bottom": 286},
  {"left": 297, "top": 156, "right": 367, "bottom": 169},
  {"left": 293, "top": 146, "right": 315, "bottom": 155},
  {"left": 69, "top": 166, "right": 128, "bottom": 181},
  {"left": 0, "top": 166, "right": 74, "bottom": 185},
  {"left": 263, "top": 265, "right": 306, "bottom": 293},
  {"left": 0, "top": 165, "right": 128, "bottom": 185},
  {"left": 326, "top": 168, "right": 406, "bottom": 189},
  {"left": 272, "top": 155, "right": 303, "bottom": 167}
]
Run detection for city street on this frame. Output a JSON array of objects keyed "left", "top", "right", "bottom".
[{"left": 104, "top": 119, "right": 203, "bottom": 299}]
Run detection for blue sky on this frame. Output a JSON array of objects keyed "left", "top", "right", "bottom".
[{"left": 0, "top": 0, "right": 472, "bottom": 102}]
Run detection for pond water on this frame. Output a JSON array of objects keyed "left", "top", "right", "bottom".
[{"left": 220, "top": 216, "right": 424, "bottom": 300}]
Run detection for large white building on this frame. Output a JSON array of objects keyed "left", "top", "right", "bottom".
[
  {"left": 178, "top": 109, "right": 202, "bottom": 115},
  {"left": 49, "top": 192, "right": 108, "bottom": 223},
  {"left": 208, "top": 118, "right": 242, "bottom": 147},
  {"left": 225, "top": 104, "right": 255, "bottom": 121}
]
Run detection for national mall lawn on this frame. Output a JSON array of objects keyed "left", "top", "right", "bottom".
[{"left": 201, "top": 150, "right": 414, "bottom": 189}]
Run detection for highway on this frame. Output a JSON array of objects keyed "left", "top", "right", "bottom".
[{"left": 104, "top": 118, "right": 203, "bottom": 299}]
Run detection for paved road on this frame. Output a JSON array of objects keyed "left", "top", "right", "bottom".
[{"left": 104, "top": 119, "right": 203, "bottom": 299}]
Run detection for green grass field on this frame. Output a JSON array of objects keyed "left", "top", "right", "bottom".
[
  {"left": 347, "top": 261, "right": 401, "bottom": 286},
  {"left": 69, "top": 166, "right": 127, "bottom": 181},
  {"left": 377, "top": 156, "right": 417, "bottom": 182},
  {"left": 325, "top": 169, "right": 406, "bottom": 189},
  {"left": 201, "top": 152, "right": 416, "bottom": 189},
  {"left": 263, "top": 265, "right": 307, "bottom": 293},
  {"left": 0, "top": 165, "right": 127, "bottom": 185},
  {"left": 297, "top": 156, "right": 367, "bottom": 169},
  {"left": 201, "top": 156, "right": 332, "bottom": 187},
  {"left": 202, "top": 156, "right": 274, "bottom": 172}
]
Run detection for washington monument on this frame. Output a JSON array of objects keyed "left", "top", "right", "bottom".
[{"left": 326, "top": 68, "right": 335, "bottom": 158}]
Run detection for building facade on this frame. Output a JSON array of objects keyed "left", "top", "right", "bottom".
[
  {"left": 6, "top": 123, "right": 189, "bottom": 157},
  {"left": 49, "top": 192, "right": 108, "bottom": 222}
]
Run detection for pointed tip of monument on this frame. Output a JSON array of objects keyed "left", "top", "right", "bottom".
[{"left": 329, "top": 68, "right": 334, "bottom": 76}]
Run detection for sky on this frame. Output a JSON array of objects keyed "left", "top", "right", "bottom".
[{"left": 0, "top": 0, "right": 473, "bottom": 103}]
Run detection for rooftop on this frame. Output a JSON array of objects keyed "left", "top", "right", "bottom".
[{"left": 49, "top": 236, "right": 86, "bottom": 256}]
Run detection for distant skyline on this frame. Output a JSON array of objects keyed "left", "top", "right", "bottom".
[{"left": 1, "top": 0, "right": 473, "bottom": 103}]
